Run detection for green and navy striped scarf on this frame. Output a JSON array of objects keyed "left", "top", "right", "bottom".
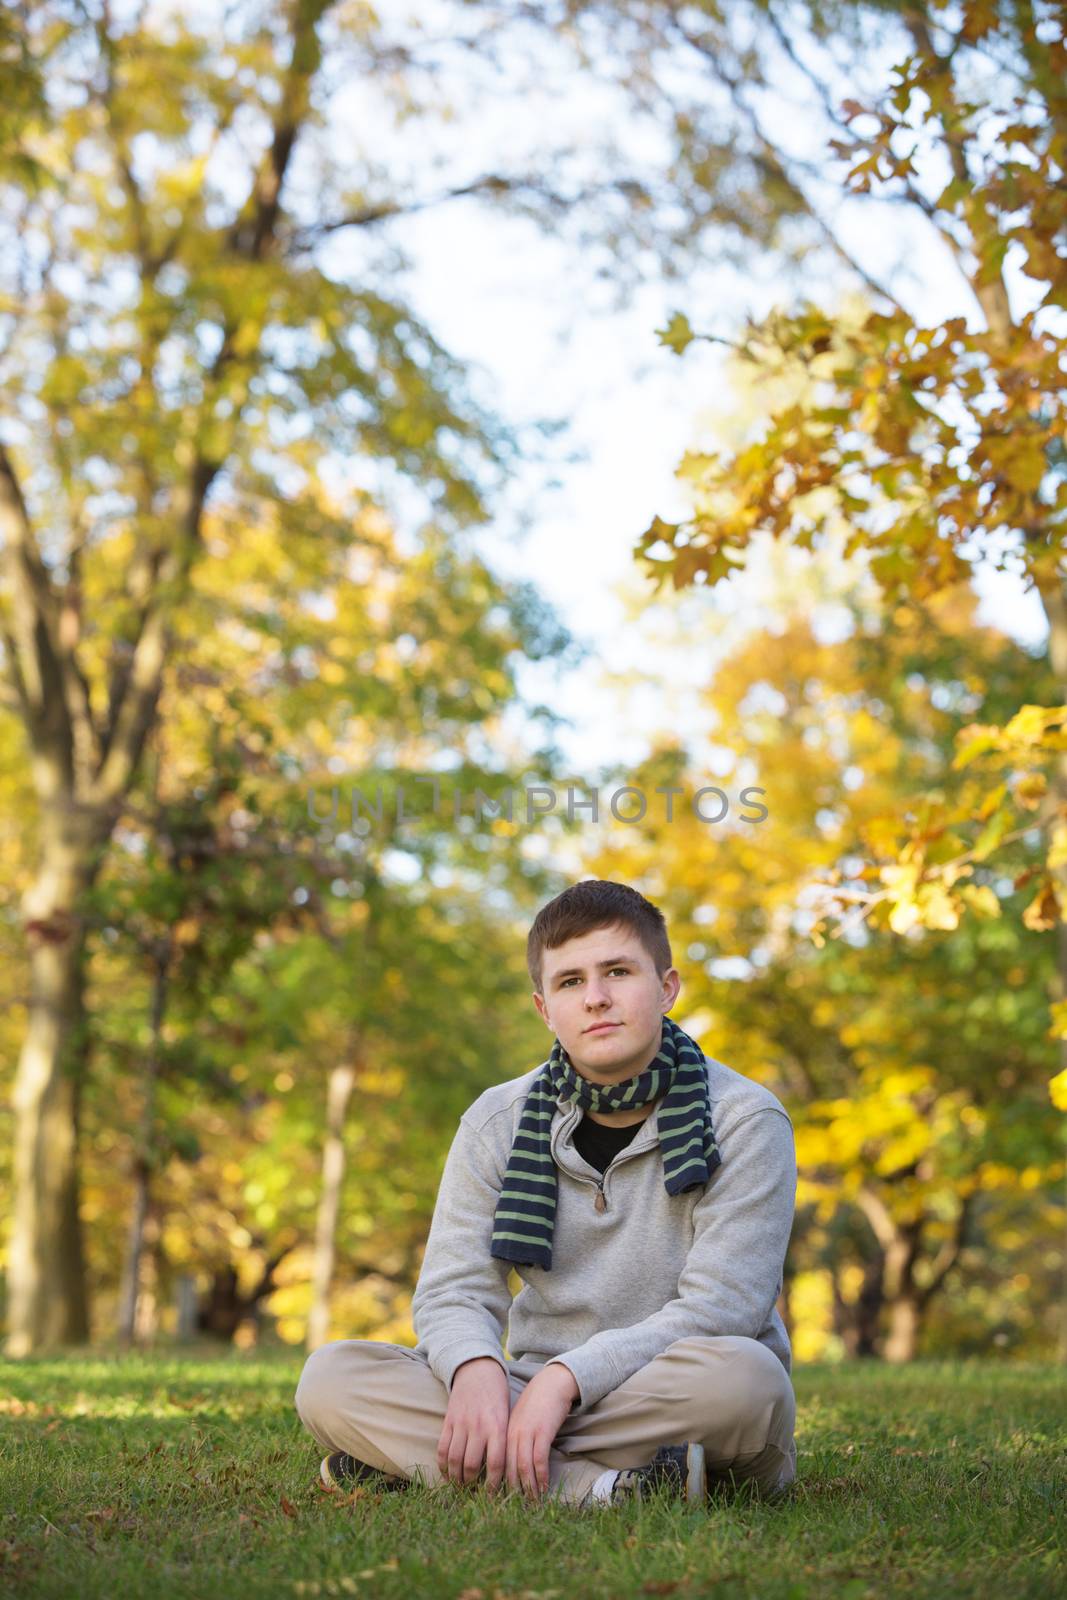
[{"left": 490, "top": 1015, "right": 721, "bottom": 1270}]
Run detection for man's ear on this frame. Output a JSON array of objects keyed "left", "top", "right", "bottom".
[
  {"left": 662, "top": 968, "right": 681, "bottom": 1011},
  {"left": 533, "top": 989, "right": 552, "bottom": 1029}
]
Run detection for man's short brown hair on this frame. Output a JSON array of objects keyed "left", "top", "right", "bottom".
[{"left": 527, "top": 879, "right": 673, "bottom": 995}]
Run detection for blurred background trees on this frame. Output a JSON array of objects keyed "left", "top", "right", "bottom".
[{"left": 0, "top": 0, "right": 1063, "bottom": 1361}]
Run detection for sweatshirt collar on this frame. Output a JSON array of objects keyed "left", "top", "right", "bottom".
[{"left": 550, "top": 1093, "right": 663, "bottom": 1174}]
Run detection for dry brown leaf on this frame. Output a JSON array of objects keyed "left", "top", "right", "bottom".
[
  {"left": 279, "top": 1493, "right": 298, "bottom": 1518},
  {"left": 338, "top": 1487, "right": 369, "bottom": 1504}
]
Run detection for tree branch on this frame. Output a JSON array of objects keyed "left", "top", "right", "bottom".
[
  {"left": 91, "top": 456, "right": 218, "bottom": 808},
  {"left": 916, "top": 1190, "right": 974, "bottom": 1306},
  {"left": 0, "top": 444, "right": 82, "bottom": 792},
  {"left": 228, "top": 0, "right": 336, "bottom": 262},
  {"left": 900, "top": 5, "right": 1014, "bottom": 339},
  {"left": 287, "top": 170, "right": 656, "bottom": 245},
  {"left": 88, "top": 0, "right": 278, "bottom": 805},
  {"left": 854, "top": 1180, "right": 903, "bottom": 1254},
  {"left": 667, "top": 18, "right": 909, "bottom": 317},
  {"left": 763, "top": 3, "right": 860, "bottom": 141}
]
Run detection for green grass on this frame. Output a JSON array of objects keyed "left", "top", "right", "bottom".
[{"left": 0, "top": 1351, "right": 1063, "bottom": 1599}]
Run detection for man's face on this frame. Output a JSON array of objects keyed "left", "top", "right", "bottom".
[{"left": 532, "top": 921, "right": 681, "bottom": 1085}]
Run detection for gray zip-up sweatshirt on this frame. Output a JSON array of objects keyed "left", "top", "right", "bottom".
[{"left": 410, "top": 1051, "right": 796, "bottom": 1412}]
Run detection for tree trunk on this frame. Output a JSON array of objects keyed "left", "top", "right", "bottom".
[
  {"left": 197, "top": 1245, "right": 293, "bottom": 1340},
  {"left": 117, "top": 1157, "right": 151, "bottom": 1348},
  {"left": 198, "top": 1266, "right": 245, "bottom": 1341},
  {"left": 133, "top": 1205, "right": 161, "bottom": 1343},
  {"left": 1034, "top": 577, "right": 1067, "bottom": 1365},
  {"left": 6, "top": 803, "right": 103, "bottom": 1355},
  {"left": 884, "top": 1290, "right": 922, "bottom": 1363},
  {"left": 117, "top": 937, "right": 172, "bottom": 1346},
  {"left": 853, "top": 1254, "right": 886, "bottom": 1357},
  {"left": 831, "top": 1251, "right": 885, "bottom": 1358},
  {"left": 854, "top": 1183, "right": 925, "bottom": 1361},
  {"left": 306, "top": 1060, "right": 358, "bottom": 1351},
  {"left": 175, "top": 1275, "right": 199, "bottom": 1340}
]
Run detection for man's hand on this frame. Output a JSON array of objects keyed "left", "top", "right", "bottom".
[
  {"left": 437, "top": 1357, "right": 511, "bottom": 1492},
  {"left": 505, "top": 1363, "right": 580, "bottom": 1501}
]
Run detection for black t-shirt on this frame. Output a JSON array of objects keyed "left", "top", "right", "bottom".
[{"left": 572, "top": 1112, "right": 644, "bottom": 1174}]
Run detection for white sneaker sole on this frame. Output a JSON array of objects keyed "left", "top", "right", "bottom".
[{"left": 685, "top": 1442, "right": 708, "bottom": 1502}]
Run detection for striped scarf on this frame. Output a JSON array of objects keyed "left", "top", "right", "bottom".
[{"left": 490, "top": 1015, "right": 721, "bottom": 1270}]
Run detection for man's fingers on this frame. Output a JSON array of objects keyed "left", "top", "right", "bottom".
[
  {"left": 436, "top": 1421, "right": 453, "bottom": 1477},
  {"left": 535, "top": 1438, "right": 550, "bottom": 1497},
  {"left": 485, "top": 1435, "right": 507, "bottom": 1493},
  {"left": 528, "top": 1435, "right": 548, "bottom": 1499},
  {"left": 462, "top": 1432, "right": 486, "bottom": 1486},
  {"left": 447, "top": 1427, "right": 470, "bottom": 1485},
  {"left": 505, "top": 1431, "right": 519, "bottom": 1493},
  {"left": 519, "top": 1435, "right": 539, "bottom": 1499}
]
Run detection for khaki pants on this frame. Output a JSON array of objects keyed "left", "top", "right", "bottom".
[{"left": 295, "top": 1334, "right": 797, "bottom": 1506}]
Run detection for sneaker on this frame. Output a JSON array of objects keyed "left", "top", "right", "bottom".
[
  {"left": 612, "top": 1442, "right": 707, "bottom": 1504},
  {"left": 320, "top": 1451, "right": 408, "bottom": 1492}
]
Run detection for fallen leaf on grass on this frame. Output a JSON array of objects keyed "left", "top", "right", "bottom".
[
  {"left": 642, "top": 1585, "right": 681, "bottom": 1596},
  {"left": 280, "top": 1494, "right": 298, "bottom": 1518},
  {"left": 797, "top": 1475, "right": 864, "bottom": 1498},
  {"left": 134, "top": 1442, "right": 166, "bottom": 1464}
]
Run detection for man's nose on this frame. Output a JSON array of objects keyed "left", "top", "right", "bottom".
[{"left": 584, "top": 982, "right": 610, "bottom": 1007}]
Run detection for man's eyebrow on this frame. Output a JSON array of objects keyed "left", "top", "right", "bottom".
[{"left": 549, "top": 957, "right": 634, "bottom": 983}]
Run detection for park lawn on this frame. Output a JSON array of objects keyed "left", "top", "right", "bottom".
[{"left": 0, "top": 1351, "right": 1063, "bottom": 1600}]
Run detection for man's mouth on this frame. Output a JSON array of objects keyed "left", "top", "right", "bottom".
[{"left": 584, "top": 1022, "right": 620, "bottom": 1034}]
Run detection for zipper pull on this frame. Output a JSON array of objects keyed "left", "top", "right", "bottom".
[{"left": 594, "top": 1184, "right": 607, "bottom": 1213}]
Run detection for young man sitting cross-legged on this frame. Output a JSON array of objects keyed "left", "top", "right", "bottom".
[{"left": 295, "top": 878, "right": 798, "bottom": 1507}]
